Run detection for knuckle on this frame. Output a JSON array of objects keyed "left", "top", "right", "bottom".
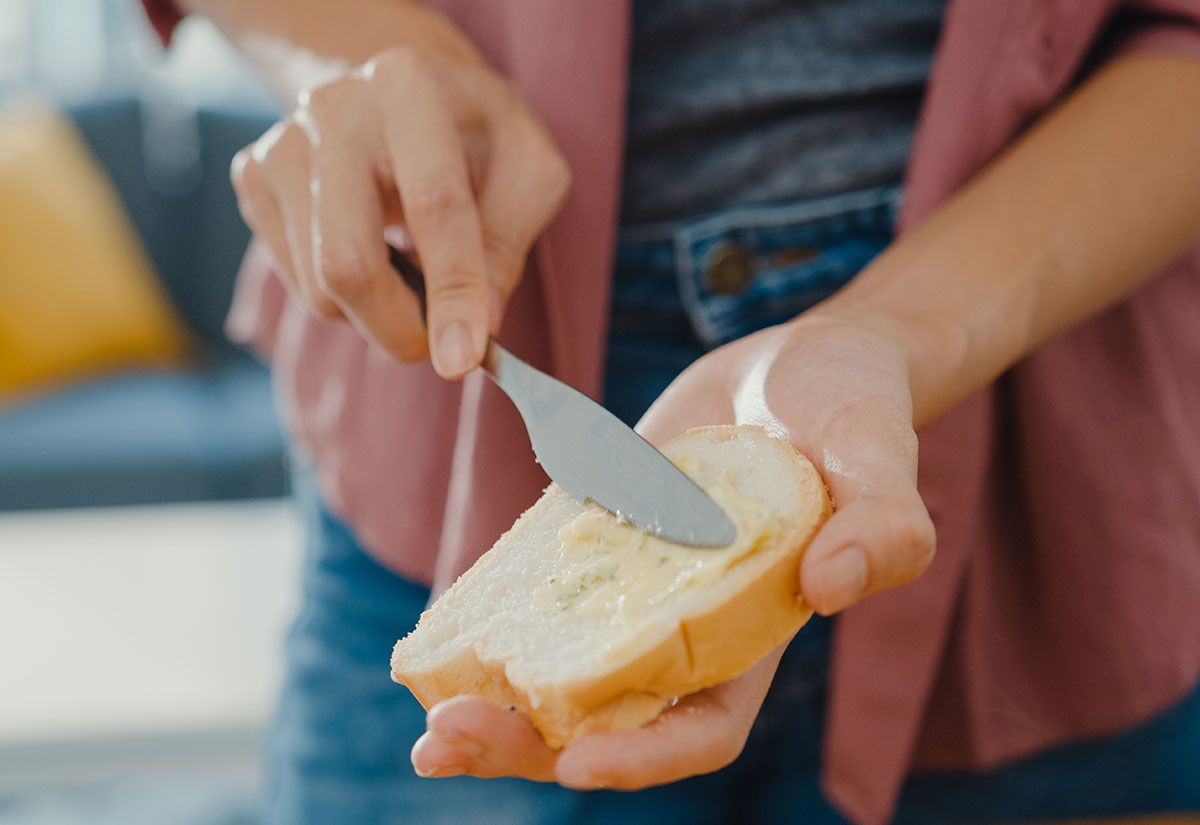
[
  {"left": 298, "top": 77, "right": 363, "bottom": 140},
  {"left": 301, "top": 76, "right": 356, "bottom": 115},
  {"left": 229, "top": 153, "right": 265, "bottom": 227},
  {"left": 541, "top": 147, "right": 572, "bottom": 196},
  {"left": 307, "top": 292, "right": 343, "bottom": 320},
  {"left": 524, "top": 148, "right": 572, "bottom": 219},
  {"left": 406, "top": 178, "right": 472, "bottom": 223},
  {"left": 514, "top": 109, "right": 569, "bottom": 177},
  {"left": 427, "top": 264, "right": 486, "bottom": 304},
  {"left": 367, "top": 45, "right": 431, "bottom": 88},
  {"left": 488, "top": 77, "right": 521, "bottom": 112},
  {"left": 229, "top": 146, "right": 256, "bottom": 189},
  {"left": 886, "top": 501, "right": 937, "bottom": 576},
  {"left": 482, "top": 228, "right": 526, "bottom": 287},
  {"left": 317, "top": 255, "right": 371, "bottom": 302},
  {"left": 256, "top": 121, "right": 308, "bottom": 175}
]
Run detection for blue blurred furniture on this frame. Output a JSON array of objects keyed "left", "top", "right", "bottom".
[{"left": 0, "top": 97, "right": 288, "bottom": 510}]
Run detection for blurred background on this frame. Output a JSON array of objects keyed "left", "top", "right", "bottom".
[{"left": 0, "top": 1, "right": 296, "bottom": 822}]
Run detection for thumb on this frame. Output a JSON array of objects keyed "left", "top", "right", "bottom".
[
  {"left": 634, "top": 370, "right": 734, "bottom": 447},
  {"left": 796, "top": 397, "right": 935, "bottom": 614},
  {"left": 800, "top": 476, "right": 935, "bottom": 615}
]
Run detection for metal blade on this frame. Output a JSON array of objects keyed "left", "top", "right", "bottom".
[{"left": 483, "top": 342, "right": 737, "bottom": 547}]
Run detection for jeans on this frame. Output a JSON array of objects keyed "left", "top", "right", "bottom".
[{"left": 266, "top": 187, "right": 1200, "bottom": 824}]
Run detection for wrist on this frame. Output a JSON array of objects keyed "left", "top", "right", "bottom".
[{"left": 806, "top": 280, "right": 971, "bottom": 431}]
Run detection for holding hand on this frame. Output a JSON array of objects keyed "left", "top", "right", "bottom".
[
  {"left": 412, "top": 314, "right": 936, "bottom": 787},
  {"left": 230, "top": 44, "right": 570, "bottom": 377}
]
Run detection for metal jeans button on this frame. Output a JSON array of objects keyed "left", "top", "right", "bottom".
[{"left": 705, "top": 241, "right": 756, "bottom": 295}]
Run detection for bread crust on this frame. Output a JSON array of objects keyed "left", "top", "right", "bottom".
[{"left": 392, "top": 425, "right": 832, "bottom": 749}]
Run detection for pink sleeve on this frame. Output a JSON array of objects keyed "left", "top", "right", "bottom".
[{"left": 139, "top": 0, "right": 186, "bottom": 47}]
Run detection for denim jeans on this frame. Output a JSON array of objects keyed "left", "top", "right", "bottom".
[{"left": 267, "top": 187, "right": 1200, "bottom": 824}]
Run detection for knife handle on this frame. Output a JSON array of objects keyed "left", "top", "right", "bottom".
[{"left": 389, "top": 245, "right": 428, "bottom": 325}]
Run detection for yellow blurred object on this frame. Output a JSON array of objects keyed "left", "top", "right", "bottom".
[{"left": 0, "top": 103, "right": 193, "bottom": 399}]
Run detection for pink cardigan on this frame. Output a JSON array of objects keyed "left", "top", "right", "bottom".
[{"left": 148, "top": 1, "right": 1200, "bottom": 821}]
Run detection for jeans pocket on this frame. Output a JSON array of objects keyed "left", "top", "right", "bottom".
[{"left": 674, "top": 187, "right": 899, "bottom": 347}]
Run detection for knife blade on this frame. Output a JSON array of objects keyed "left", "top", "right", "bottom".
[
  {"left": 390, "top": 247, "right": 737, "bottom": 547},
  {"left": 482, "top": 340, "right": 737, "bottom": 547}
]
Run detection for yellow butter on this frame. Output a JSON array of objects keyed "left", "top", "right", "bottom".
[{"left": 533, "top": 454, "right": 777, "bottom": 626}]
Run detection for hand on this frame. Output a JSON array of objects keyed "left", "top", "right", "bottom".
[
  {"left": 230, "top": 40, "right": 570, "bottom": 377},
  {"left": 411, "top": 647, "right": 785, "bottom": 789},
  {"left": 412, "top": 315, "right": 936, "bottom": 787},
  {"left": 639, "top": 314, "right": 937, "bottom": 616}
]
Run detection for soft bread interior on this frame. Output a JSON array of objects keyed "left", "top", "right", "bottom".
[{"left": 391, "top": 425, "right": 830, "bottom": 747}]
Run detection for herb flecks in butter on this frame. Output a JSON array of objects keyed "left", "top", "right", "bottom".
[{"left": 532, "top": 454, "right": 776, "bottom": 625}]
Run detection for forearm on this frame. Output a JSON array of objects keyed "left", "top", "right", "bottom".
[
  {"left": 176, "top": 0, "right": 480, "bottom": 100},
  {"left": 819, "top": 53, "right": 1200, "bottom": 430}
]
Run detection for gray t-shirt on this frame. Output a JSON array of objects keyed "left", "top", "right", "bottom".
[{"left": 621, "top": 0, "right": 946, "bottom": 224}]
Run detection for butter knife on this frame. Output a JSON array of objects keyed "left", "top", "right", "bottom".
[{"left": 391, "top": 248, "right": 737, "bottom": 547}]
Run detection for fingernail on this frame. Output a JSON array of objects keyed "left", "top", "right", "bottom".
[
  {"left": 435, "top": 321, "right": 475, "bottom": 377},
  {"left": 812, "top": 547, "right": 868, "bottom": 612},
  {"left": 416, "top": 762, "right": 467, "bottom": 778},
  {"left": 558, "top": 769, "right": 610, "bottom": 791}
]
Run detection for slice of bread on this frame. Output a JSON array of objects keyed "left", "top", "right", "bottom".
[{"left": 391, "top": 424, "right": 831, "bottom": 749}]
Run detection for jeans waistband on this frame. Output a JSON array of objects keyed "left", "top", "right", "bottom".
[{"left": 613, "top": 185, "right": 901, "bottom": 349}]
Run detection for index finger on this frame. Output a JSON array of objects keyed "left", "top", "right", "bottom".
[
  {"left": 554, "top": 646, "right": 784, "bottom": 790},
  {"left": 369, "top": 53, "right": 491, "bottom": 379},
  {"left": 414, "top": 695, "right": 557, "bottom": 781}
]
